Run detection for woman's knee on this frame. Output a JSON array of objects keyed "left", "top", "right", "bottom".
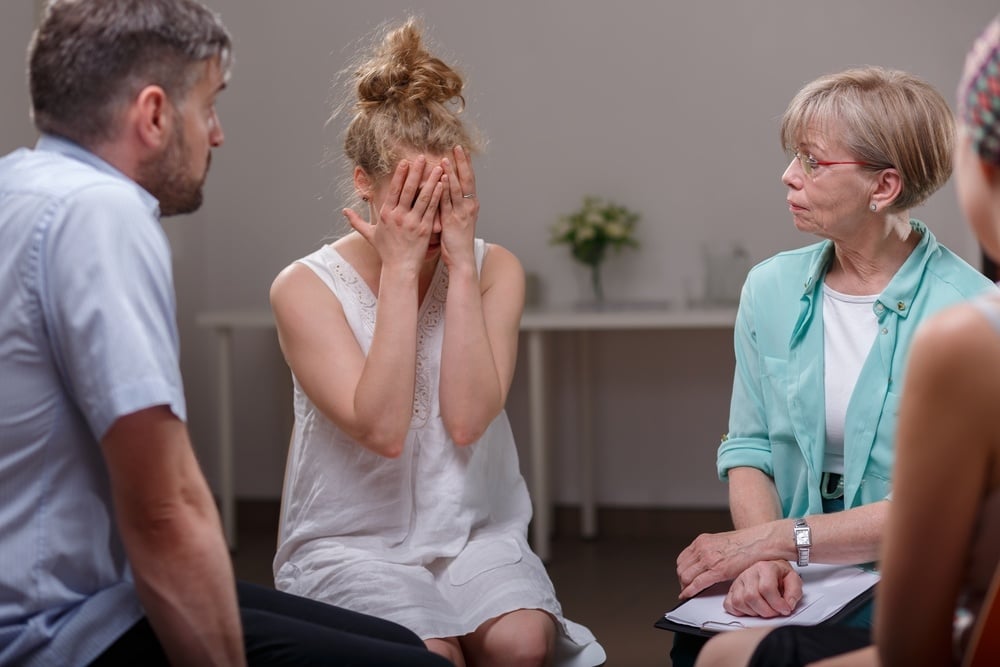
[
  {"left": 465, "top": 609, "right": 556, "bottom": 667},
  {"left": 426, "top": 637, "right": 465, "bottom": 667}
]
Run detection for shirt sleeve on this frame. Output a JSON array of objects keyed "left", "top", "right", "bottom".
[
  {"left": 717, "top": 278, "right": 775, "bottom": 480},
  {"left": 40, "top": 182, "right": 186, "bottom": 441}
]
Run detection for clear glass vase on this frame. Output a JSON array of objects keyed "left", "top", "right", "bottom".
[{"left": 590, "top": 262, "right": 604, "bottom": 303}]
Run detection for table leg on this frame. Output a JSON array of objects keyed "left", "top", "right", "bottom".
[
  {"left": 577, "top": 332, "right": 597, "bottom": 539},
  {"left": 217, "top": 327, "right": 236, "bottom": 550},
  {"left": 527, "top": 329, "right": 550, "bottom": 562}
]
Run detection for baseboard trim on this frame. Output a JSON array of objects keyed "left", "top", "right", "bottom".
[{"left": 550, "top": 505, "right": 732, "bottom": 539}]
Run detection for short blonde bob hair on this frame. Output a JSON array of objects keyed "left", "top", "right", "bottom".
[{"left": 780, "top": 66, "right": 954, "bottom": 211}]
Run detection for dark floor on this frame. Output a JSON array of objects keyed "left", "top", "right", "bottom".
[{"left": 231, "top": 501, "right": 733, "bottom": 667}]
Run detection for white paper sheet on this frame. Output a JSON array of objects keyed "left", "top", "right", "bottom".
[{"left": 664, "top": 563, "right": 880, "bottom": 633}]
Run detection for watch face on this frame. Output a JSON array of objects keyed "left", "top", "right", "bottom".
[{"left": 795, "top": 530, "right": 810, "bottom": 546}]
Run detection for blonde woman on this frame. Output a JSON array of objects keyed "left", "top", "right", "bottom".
[{"left": 269, "top": 18, "right": 604, "bottom": 667}]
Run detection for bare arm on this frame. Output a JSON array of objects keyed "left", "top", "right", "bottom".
[
  {"left": 102, "top": 406, "right": 245, "bottom": 667},
  {"left": 271, "top": 158, "right": 443, "bottom": 458},
  {"left": 271, "top": 260, "right": 419, "bottom": 458},
  {"left": 436, "top": 146, "right": 524, "bottom": 445},
  {"left": 876, "top": 307, "right": 999, "bottom": 667},
  {"left": 680, "top": 466, "right": 887, "bottom": 614},
  {"left": 439, "top": 244, "right": 524, "bottom": 445},
  {"left": 680, "top": 500, "right": 887, "bottom": 592},
  {"left": 726, "top": 466, "right": 887, "bottom": 560},
  {"left": 728, "top": 466, "right": 783, "bottom": 528}
]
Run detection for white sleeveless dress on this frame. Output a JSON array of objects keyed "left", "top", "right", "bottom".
[{"left": 273, "top": 239, "right": 604, "bottom": 665}]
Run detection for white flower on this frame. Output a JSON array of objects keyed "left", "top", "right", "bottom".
[{"left": 604, "top": 222, "right": 626, "bottom": 239}]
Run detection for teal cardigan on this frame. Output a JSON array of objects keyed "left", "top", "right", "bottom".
[{"left": 717, "top": 220, "right": 997, "bottom": 518}]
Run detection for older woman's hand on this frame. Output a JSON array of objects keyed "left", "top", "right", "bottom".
[
  {"left": 723, "top": 559, "right": 802, "bottom": 618},
  {"left": 677, "top": 527, "right": 768, "bottom": 599}
]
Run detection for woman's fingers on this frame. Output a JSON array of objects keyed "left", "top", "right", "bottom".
[
  {"left": 453, "top": 145, "right": 476, "bottom": 197},
  {"left": 722, "top": 561, "right": 801, "bottom": 618},
  {"left": 423, "top": 179, "right": 445, "bottom": 225},
  {"left": 397, "top": 155, "right": 426, "bottom": 211},
  {"left": 412, "top": 164, "right": 444, "bottom": 217},
  {"left": 343, "top": 207, "right": 374, "bottom": 242},
  {"left": 441, "top": 157, "right": 462, "bottom": 207},
  {"left": 384, "top": 159, "right": 410, "bottom": 209},
  {"left": 440, "top": 172, "right": 454, "bottom": 218}
]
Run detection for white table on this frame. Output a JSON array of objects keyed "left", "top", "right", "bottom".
[
  {"left": 196, "top": 309, "right": 277, "bottom": 548},
  {"left": 197, "top": 304, "right": 737, "bottom": 556},
  {"left": 518, "top": 304, "right": 737, "bottom": 559}
]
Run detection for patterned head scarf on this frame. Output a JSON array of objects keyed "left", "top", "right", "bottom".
[{"left": 959, "top": 15, "right": 1000, "bottom": 167}]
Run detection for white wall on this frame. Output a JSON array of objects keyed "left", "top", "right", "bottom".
[
  {"left": 3, "top": 1, "right": 997, "bottom": 507},
  {"left": 0, "top": 4, "right": 36, "bottom": 154}
]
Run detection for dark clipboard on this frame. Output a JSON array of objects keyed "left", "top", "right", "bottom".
[{"left": 654, "top": 583, "right": 878, "bottom": 638}]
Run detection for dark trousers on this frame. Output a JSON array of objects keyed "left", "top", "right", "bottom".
[
  {"left": 668, "top": 598, "right": 874, "bottom": 667},
  {"left": 89, "top": 580, "right": 453, "bottom": 666},
  {"left": 747, "top": 625, "right": 871, "bottom": 667},
  {"left": 669, "top": 631, "right": 709, "bottom": 667}
]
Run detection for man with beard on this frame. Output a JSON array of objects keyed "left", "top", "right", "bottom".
[{"left": 0, "top": 1, "right": 451, "bottom": 665}]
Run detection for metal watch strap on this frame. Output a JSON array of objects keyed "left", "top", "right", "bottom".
[{"left": 793, "top": 518, "right": 811, "bottom": 567}]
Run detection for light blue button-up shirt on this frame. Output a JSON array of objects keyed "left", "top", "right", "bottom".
[
  {"left": 0, "top": 135, "right": 187, "bottom": 666},
  {"left": 718, "top": 221, "right": 997, "bottom": 518}
]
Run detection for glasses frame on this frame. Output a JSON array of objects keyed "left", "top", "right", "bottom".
[{"left": 792, "top": 150, "right": 876, "bottom": 178}]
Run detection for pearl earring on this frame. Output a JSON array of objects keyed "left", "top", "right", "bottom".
[{"left": 870, "top": 203, "right": 877, "bottom": 212}]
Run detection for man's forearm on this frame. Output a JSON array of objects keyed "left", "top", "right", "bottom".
[
  {"left": 123, "top": 491, "right": 246, "bottom": 667},
  {"left": 103, "top": 409, "right": 246, "bottom": 666}
]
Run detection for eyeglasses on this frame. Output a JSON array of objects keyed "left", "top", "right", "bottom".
[{"left": 791, "top": 150, "right": 875, "bottom": 178}]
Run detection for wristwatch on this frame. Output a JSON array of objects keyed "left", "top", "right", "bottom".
[{"left": 793, "top": 518, "right": 811, "bottom": 566}]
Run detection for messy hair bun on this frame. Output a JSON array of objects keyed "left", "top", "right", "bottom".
[
  {"left": 355, "top": 20, "right": 464, "bottom": 113},
  {"left": 341, "top": 17, "right": 481, "bottom": 185}
]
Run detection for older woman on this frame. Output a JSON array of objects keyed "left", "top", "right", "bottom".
[
  {"left": 694, "top": 19, "right": 1000, "bottom": 667},
  {"left": 670, "top": 66, "right": 997, "bottom": 667}
]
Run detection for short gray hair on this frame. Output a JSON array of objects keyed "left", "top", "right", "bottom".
[{"left": 29, "top": 0, "right": 232, "bottom": 147}]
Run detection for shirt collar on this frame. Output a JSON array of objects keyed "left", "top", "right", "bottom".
[
  {"left": 876, "top": 219, "right": 934, "bottom": 320},
  {"left": 792, "top": 219, "right": 934, "bottom": 343},
  {"left": 36, "top": 134, "right": 161, "bottom": 219},
  {"left": 799, "top": 219, "right": 934, "bottom": 320}
]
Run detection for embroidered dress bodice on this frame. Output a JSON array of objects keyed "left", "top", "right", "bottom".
[{"left": 272, "top": 238, "right": 603, "bottom": 666}]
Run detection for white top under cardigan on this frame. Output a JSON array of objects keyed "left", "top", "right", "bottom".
[{"left": 273, "top": 239, "right": 604, "bottom": 666}]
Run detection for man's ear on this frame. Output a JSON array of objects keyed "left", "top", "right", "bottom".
[{"left": 133, "top": 85, "right": 172, "bottom": 150}]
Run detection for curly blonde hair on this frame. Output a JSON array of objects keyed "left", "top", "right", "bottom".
[{"left": 336, "top": 18, "right": 482, "bottom": 203}]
